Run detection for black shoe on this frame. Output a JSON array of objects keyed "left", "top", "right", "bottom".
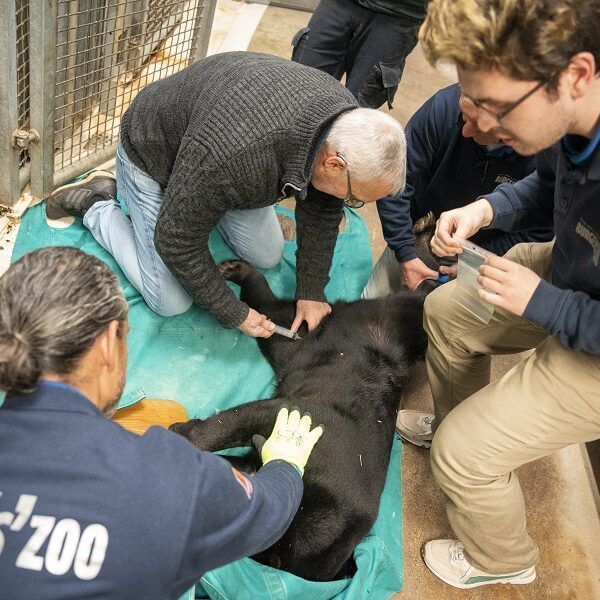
[{"left": 45, "top": 170, "right": 117, "bottom": 220}]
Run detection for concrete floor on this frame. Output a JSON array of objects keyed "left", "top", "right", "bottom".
[{"left": 244, "top": 4, "right": 600, "bottom": 599}]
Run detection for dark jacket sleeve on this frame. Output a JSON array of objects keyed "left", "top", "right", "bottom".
[
  {"left": 377, "top": 85, "right": 456, "bottom": 263},
  {"left": 484, "top": 150, "right": 556, "bottom": 232},
  {"left": 524, "top": 280, "right": 600, "bottom": 354},
  {"left": 376, "top": 193, "right": 417, "bottom": 263},
  {"left": 294, "top": 185, "right": 344, "bottom": 301},
  {"left": 154, "top": 142, "right": 250, "bottom": 329},
  {"left": 173, "top": 453, "right": 302, "bottom": 591},
  {"left": 486, "top": 147, "right": 600, "bottom": 353}
]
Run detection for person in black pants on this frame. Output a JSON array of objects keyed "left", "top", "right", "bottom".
[{"left": 291, "top": 0, "right": 428, "bottom": 109}]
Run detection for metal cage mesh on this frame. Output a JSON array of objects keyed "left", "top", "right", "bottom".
[
  {"left": 16, "top": 0, "right": 30, "bottom": 170},
  {"left": 53, "top": 0, "right": 206, "bottom": 174}
]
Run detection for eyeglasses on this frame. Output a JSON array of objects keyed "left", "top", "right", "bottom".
[
  {"left": 462, "top": 80, "right": 546, "bottom": 122},
  {"left": 336, "top": 152, "right": 365, "bottom": 209}
]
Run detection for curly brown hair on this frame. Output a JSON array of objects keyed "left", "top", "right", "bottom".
[{"left": 419, "top": 0, "right": 600, "bottom": 89}]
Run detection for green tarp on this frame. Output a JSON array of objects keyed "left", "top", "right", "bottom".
[{"left": 13, "top": 203, "right": 403, "bottom": 599}]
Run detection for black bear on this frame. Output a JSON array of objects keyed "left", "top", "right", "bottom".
[{"left": 170, "top": 237, "right": 439, "bottom": 581}]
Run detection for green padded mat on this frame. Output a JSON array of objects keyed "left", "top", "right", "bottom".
[{"left": 12, "top": 202, "right": 403, "bottom": 599}]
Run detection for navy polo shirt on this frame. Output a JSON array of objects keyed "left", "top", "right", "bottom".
[
  {"left": 486, "top": 128, "right": 600, "bottom": 354},
  {"left": 0, "top": 381, "right": 302, "bottom": 599}
]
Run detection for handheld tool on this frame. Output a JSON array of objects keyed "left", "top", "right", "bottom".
[{"left": 272, "top": 323, "right": 302, "bottom": 341}]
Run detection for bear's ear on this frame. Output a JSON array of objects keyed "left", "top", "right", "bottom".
[
  {"left": 412, "top": 211, "right": 436, "bottom": 236},
  {"left": 413, "top": 211, "right": 441, "bottom": 273},
  {"left": 416, "top": 278, "right": 441, "bottom": 295}
]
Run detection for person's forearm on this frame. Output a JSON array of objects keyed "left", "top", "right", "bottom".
[
  {"left": 524, "top": 281, "right": 600, "bottom": 354},
  {"left": 248, "top": 460, "right": 304, "bottom": 545},
  {"left": 377, "top": 193, "right": 418, "bottom": 263},
  {"left": 295, "top": 188, "right": 342, "bottom": 300},
  {"left": 471, "top": 198, "right": 494, "bottom": 228},
  {"left": 175, "top": 452, "right": 303, "bottom": 583},
  {"left": 155, "top": 225, "right": 249, "bottom": 327},
  {"left": 484, "top": 152, "right": 555, "bottom": 232}
]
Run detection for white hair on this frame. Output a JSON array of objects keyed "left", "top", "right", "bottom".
[{"left": 325, "top": 108, "right": 407, "bottom": 194}]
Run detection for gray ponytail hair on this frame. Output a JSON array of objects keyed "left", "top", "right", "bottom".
[{"left": 0, "top": 247, "right": 128, "bottom": 395}]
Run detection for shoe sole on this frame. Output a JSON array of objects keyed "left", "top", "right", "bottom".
[
  {"left": 45, "top": 170, "right": 116, "bottom": 220},
  {"left": 395, "top": 427, "right": 432, "bottom": 449},
  {"left": 422, "top": 551, "right": 536, "bottom": 589}
]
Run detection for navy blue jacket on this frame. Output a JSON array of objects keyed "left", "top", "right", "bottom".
[
  {"left": 0, "top": 381, "right": 302, "bottom": 599},
  {"left": 487, "top": 132, "right": 600, "bottom": 354},
  {"left": 377, "top": 84, "right": 552, "bottom": 263}
]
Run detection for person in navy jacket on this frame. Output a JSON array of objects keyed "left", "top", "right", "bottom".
[
  {"left": 364, "top": 83, "right": 553, "bottom": 295},
  {"left": 396, "top": 0, "right": 600, "bottom": 590},
  {"left": 0, "top": 247, "right": 322, "bottom": 600}
]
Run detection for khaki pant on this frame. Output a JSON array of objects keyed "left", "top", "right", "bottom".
[{"left": 424, "top": 241, "right": 600, "bottom": 573}]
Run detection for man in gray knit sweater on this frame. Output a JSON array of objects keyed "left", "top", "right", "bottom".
[{"left": 47, "top": 52, "right": 406, "bottom": 337}]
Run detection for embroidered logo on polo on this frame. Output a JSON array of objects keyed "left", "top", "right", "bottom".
[
  {"left": 494, "top": 174, "right": 517, "bottom": 185},
  {"left": 231, "top": 468, "right": 253, "bottom": 500},
  {"left": 575, "top": 218, "right": 600, "bottom": 267}
]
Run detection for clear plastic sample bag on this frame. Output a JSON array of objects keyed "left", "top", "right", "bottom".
[{"left": 451, "top": 240, "right": 495, "bottom": 323}]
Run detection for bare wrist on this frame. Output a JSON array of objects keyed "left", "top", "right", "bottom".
[{"left": 477, "top": 198, "right": 494, "bottom": 227}]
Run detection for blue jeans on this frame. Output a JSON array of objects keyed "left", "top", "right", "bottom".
[{"left": 83, "top": 142, "right": 283, "bottom": 317}]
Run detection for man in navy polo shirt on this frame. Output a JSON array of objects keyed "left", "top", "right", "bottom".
[
  {"left": 363, "top": 83, "right": 553, "bottom": 296},
  {"left": 0, "top": 247, "right": 322, "bottom": 599}
]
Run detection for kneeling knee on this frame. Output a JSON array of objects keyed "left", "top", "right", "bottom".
[
  {"left": 147, "top": 295, "right": 193, "bottom": 318},
  {"left": 249, "top": 243, "right": 284, "bottom": 270}
]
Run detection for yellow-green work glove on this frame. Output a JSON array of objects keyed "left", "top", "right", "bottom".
[{"left": 255, "top": 407, "right": 324, "bottom": 476}]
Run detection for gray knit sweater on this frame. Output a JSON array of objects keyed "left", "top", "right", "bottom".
[{"left": 120, "top": 52, "right": 358, "bottom": 327}]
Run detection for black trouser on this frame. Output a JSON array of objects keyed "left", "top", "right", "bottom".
[{"left": 291, "top": 0, "right": 420, "bottom": 109}]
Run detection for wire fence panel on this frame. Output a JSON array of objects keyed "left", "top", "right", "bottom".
[
  {"left": 0, "top": 0, "right": 22, "bottom": 206},
  {"left": 52, "top": 0, "right": 214, "bottom": 189},
  {"left": 3, "top": 0, "right": 215, "bottom": 202},
  {"left": 15, "top": 0, "right": 216, "bottom": 198},
  {"left": 16, "top": 0, "right": 31, "bottom": 174}
]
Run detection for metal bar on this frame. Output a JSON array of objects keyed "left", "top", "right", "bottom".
[
  {"left": 19, "top": 161, "right": 31, "bottom": 192},
  {"left": 59, "top": 1, "right": 80, "bottom": 144},
  {"left": 29, "top": 0, "right": 59, "bottom": 200},
  {"left": 98, "top": 0, "right": 120, "bottom": 119},
  {"left": 52, "top": 1, "right": 77, "bottom": 153},
  {"left": 117, "top": 0, "right": 149, "bottom": 80},
  {"left": 81, "top": 0, "right": 109, "bottom": 120},
  {"left": 16, "top": 0, "right": 32, "bottom": 182},
  {"left": 189, "top": 0, "right": 217, "bottom": 64},
  {"left": 0, "top": 0, "right": 21, "bottom": 206},
  {"left": 73, "top": 0, "right": 93, "bottom": 130}
]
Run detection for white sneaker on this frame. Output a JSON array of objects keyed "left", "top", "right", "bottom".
[
  {"left": 423, "top": 539, "right": 536, "bottom": 589},
  {"left": 395, "top": 410, "right": 434, "bottom": 448}
]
